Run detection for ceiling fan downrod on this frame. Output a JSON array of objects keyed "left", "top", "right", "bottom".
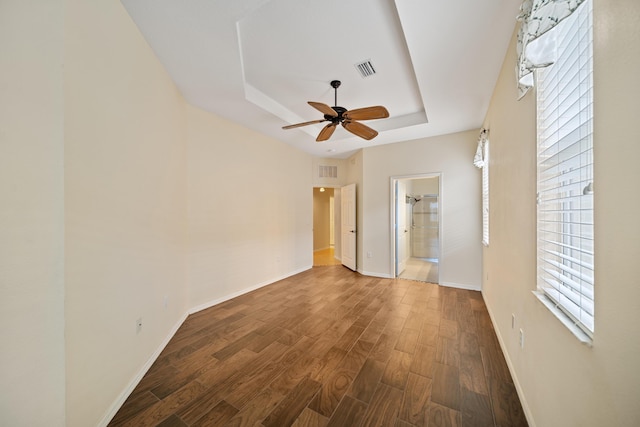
[
  {"left": 331, "top": 80, "right": 341, "bottom": 107},
  {"left": 327, "top": 80, "right": 346, "bottom": 123}
]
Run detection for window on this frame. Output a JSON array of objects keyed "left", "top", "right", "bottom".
[
  {"left": 474, "top": 129, "right": 489, "bottom": 246},
  {"left": 536, "top": 0, "right": 594, "bottom": 340},
  {"left": 482, "top": 140, "right": 489, "bottom": 246}
]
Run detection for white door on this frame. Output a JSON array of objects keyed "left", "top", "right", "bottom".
[
  {"left": 396, "top": 181, "right": 408, "bottom": 275},
  {"left": 341, "top": 183, "right": 356, "bottom": 270}
]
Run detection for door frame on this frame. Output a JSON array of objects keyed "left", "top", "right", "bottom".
[{"left": 389, "top": 173, "right": 443, "bottom": 279}]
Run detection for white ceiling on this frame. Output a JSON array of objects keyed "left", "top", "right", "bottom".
[{"left": 121, "top": 0, "right": 519, "bottom": 159}]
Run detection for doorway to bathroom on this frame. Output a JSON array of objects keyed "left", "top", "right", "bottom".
[{"left": 392, "top": 174, "right": 441, "bottom": 283}]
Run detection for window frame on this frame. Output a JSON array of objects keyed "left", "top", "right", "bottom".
[{"left": 534, "top": 0, "right": 594, "bottom": 344}]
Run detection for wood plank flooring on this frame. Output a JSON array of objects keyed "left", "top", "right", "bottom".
[{"left": 108, "top": 266, "right": 527, "bottom": 427}]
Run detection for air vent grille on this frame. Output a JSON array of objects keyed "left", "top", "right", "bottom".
[
  {"left": 355, "top": 60, "right": 376, "bottom": 78},
  {"left": 318, "top": 165, "right": 338, "bottom": 178}
]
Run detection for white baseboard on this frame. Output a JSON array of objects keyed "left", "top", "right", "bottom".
[
  {"left": 439, "top": 281, "right": 481, "bottom": 291},
  {"left": 357, "top": 269, "right": 393, "bottom": 279},
  {"left": 189, "top": 265, "right": 312, "bottom": 314},
  {"left": 97, "top": 311, "right": 188, "bottom": 427},
  {"left": 482, "top": 293, "right": 536, "bottom": 427}
]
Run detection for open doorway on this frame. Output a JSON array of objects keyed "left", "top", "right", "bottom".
[
  {"left": 313, "top": 187, "right": 341, "bottom": 266},
  {"left": 392, "top": 174, "right": 441, "bottom": 283}
]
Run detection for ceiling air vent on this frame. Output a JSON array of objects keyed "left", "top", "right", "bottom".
[
  {"left": 355, "top": 60, "right": 376, "bottom": 78},
  {"left": 318, "top": 165, "right": 338, "bottom": 179}
]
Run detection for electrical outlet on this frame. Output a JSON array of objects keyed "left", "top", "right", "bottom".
[
  {"left": 511, "top": 314, "right": 516, "bottom": 329},
  {"left": 519, "top": 328, "right": 525, "bottom": 348},
  {"left": 136, "top": 317, "right": 143, "bottom": 334},
  {"left": 367, "top": 251, "right": 372, "bottom": 258}
]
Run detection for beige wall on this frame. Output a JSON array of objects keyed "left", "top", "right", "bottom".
[
  {"left": 186, "top": 105, "right": 313, "bottom": 311},
  {"left": 2, "top": 1, "right": 314, "bottom": 426},
  {"left": 64, "top": 1, "right": 189, "bottom": 425},
  {"left": 482, "top": 1, "right": 640, "bottom": 425},
  {"left": 312, "top": 157, "right": 348, "bottom": 188},
  {"left": 358, "top": 131, "right": 482, "bottom": 288},
  {"left": 0, "top": 1, "right": 66, "bottom": 425},
  {"left": 408, "top": 176, "right": 439, "bottom": 195}
]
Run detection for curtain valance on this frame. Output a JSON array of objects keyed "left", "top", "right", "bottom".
[
  {"left": 516, "top": 0, "right": 586, "bottom": 99},
  {"left": 474, "top": 129, "right": 488, "bottom": 168}
]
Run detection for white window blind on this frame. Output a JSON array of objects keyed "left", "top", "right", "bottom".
[
  {"left": 482, "top": 141, "right": 489, "bottom": 246},
  {"left": 536, "top": 0, "right": 594, "bottom": 336},
  {"left": 474, "top": 130, "right": 489, "bottom": 246}
]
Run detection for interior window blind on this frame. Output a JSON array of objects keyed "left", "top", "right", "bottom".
[
  {"left": 536, "top": 0, "right": 594, "bottom": 335},
  {"left": 482, "top": 141, "right": 489, "bottom": 246}
]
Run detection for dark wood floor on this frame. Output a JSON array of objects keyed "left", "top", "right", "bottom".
[{"left": 108, "top": 266, "right": 527, "bottom": 427}]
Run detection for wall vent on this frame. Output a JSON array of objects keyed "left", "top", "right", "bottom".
[
  {"left": 318, "top": 165, "right": 338, "bottom": 178},
  {"left": 355, "top": 60, "right": 376, "bottom": 78}
]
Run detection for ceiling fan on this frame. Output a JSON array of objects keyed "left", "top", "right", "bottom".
[{"left": 282, "top": 80, "right": 389, "bottom": 142}]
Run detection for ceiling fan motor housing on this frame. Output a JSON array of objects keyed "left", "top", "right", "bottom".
[{"left": 326, "top": 106, "right": 347, "bottom": 123}]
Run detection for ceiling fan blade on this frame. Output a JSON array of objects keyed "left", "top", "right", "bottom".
[
  {"left": 308, "top": 102, "right": 338, "bottom": 117},
  {"left": 342, "top": 120, "right": 378, "bottom": 140},
  {"left": 316, "top": 123, "right": 337, "bottom": 141},
  {"left": 343, "top": 106, "right": 389, "bottom": 121},
  {"left": 282, "top": 119, "right": 326, "bottom": 129}
]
